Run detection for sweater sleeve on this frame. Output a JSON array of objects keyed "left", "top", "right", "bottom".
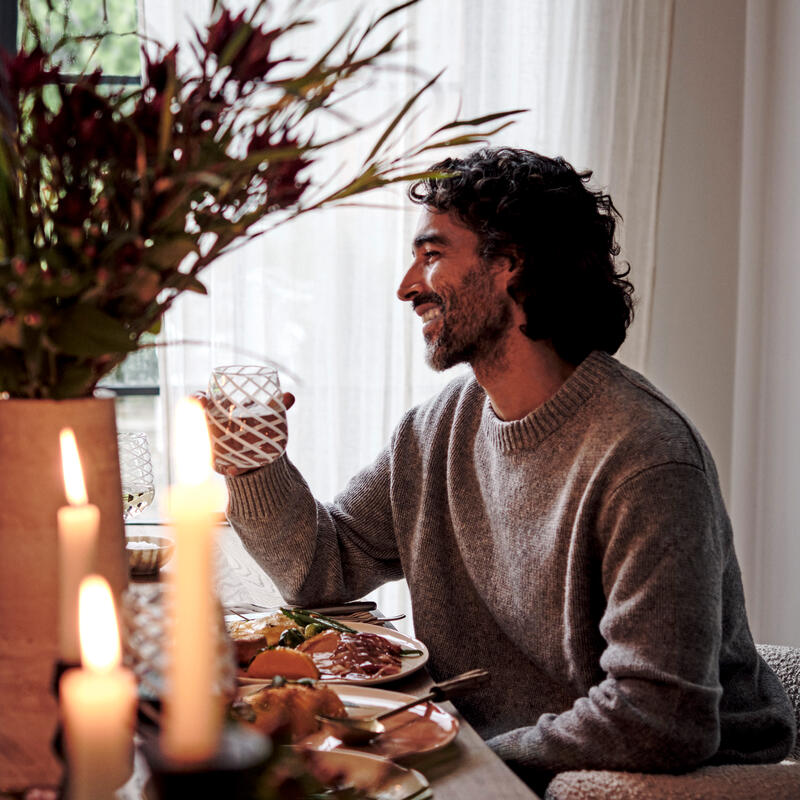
[
  {"left": 488, "top": 462, "right": 728, "bottom": 776},
  {"left": 225, "top": 445, "right": 403, "bottom": 607}
]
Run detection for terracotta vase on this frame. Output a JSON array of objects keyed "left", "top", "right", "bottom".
[{"left": 0, "top": 396, "right": 127, "bottom": 790}]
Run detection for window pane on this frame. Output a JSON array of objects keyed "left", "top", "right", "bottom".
[
  {"left": 18, "top": 0, "right": 140, "bottom": 77},
  {"left": 103, "top": 335, "right": 163, "bottom": 524},
  {"left": 114, "top": 393, "right": 166, "bottom": 524},
  {"left": 104, "top": 333, "right": 160, "bottom": 387}
]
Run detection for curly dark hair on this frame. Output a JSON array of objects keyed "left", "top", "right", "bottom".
[{"left": 408, "top": 147, "right": 635, "bottom": 365}]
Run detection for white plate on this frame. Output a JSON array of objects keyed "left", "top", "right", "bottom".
[
  {"left": 302, "top": 748, "right": 432, "bottom": 800},
  {"left": 307, "top": 684, "right": 459, "bottom": 758},
  {"left": 238, "top": 621, "right": 429, "bottom": 686}
]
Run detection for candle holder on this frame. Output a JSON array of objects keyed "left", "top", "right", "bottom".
[
  {"left": 141, "top": 724, "right": 271, "bottom": 800},
  {"left": 50, "top": 659, "right": 80, "bottom": 699},
  {"left": 52, "top": 658, "right": 138, "bottom": 800},
  {"left": 49, "top": 659, "right": 78, "bottom": 800}
]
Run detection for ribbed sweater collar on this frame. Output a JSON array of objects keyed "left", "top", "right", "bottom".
[{"left": 480, "top": 350, "right": 618, "bottom": 451}]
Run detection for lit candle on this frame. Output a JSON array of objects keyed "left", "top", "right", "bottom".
[
  {"left": 60, "top": 576, "right": 137, "bottom": 800},
  {"left": 58, "top": 428, "right": 100, "bottom": 662},
  {"left": 162, "top": 397, "right": 225, "bottom": 763}
]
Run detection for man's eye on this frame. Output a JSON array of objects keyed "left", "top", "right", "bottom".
[{"left": 423, "top": 250, "right": 440, "bottom": 259}]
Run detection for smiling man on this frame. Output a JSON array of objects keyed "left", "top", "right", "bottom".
[
  {"left": 223, "top": 147, "right": 795, "bottom": 792},
  {"left": 406, "top": 208, "right": 513, "bottom": 373}
]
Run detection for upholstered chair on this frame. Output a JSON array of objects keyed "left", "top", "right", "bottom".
[{"left": 545, "top": 644, "right": 800, "bottom": 800}]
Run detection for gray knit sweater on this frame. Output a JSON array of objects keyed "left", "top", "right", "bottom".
[{"left": 227, "top": 351, "right": 795, "bottom": 776}]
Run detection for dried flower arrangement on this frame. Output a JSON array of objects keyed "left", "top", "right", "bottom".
[{"left": 0, "top": 0, "right": 514, "bottom": 398}]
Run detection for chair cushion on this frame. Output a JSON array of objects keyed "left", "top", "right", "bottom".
[
  {"left": 544, "top": 644, "right": 800, "bottom": 798},
  {"left": 545, "top": 761, "right": 800, "bottom": 800},
  {"left": 757, "top": 643, "right": 800, "bottom": 759}
]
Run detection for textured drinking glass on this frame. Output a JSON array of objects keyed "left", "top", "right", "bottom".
[
  {"left": 206, "top": 365, "right": 287, "bottom": 470},
  {"left": 118, "top": 431, "right": 155, "bottom": 520},
  {"left": 120, "top": 584, "right": 237, "bottom": 702}
]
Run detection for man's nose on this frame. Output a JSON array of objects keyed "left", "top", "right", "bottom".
[{"left": 397, "top": 262, "right": 423, "bottom": 302}]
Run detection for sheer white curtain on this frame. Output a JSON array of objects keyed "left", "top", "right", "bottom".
[{"left": 138, "top": 0, "right": 674, "bottom": 623}]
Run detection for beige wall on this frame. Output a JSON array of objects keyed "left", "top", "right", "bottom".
[
  {"left": 645, "top": 0, "right": 746, "bottom": 504},
  {"left": 646, "top": 0, "right": 800, "bottom": 645},
  {"left": 734, "top": 0, "right": 800, "bottom": 646}
]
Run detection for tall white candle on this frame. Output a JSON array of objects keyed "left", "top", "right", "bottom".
[
  {"left": 58, "top": 428, "right": 100, "bottom": 662},
  {"left": 60, "top": 576, "right": 137, "bottom": 800},
  {"left": 162, "top": 397, "right": 225, "bottom": 763}
]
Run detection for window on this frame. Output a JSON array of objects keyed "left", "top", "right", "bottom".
[{"left": 17, "top": 0, "right": 140, "bottom": 79}]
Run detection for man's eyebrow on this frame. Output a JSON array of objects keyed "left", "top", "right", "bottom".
[{"left": 412, "top": 233, "right": 449, "bottom": 250}]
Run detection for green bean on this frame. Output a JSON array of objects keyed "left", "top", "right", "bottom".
[{"left": 280, "top": 607, "right": 357, "bottom": 634}]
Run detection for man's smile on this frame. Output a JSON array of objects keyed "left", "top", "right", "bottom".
[
  {"left": 421, "top": 306, "right": 443, "bottom": 336},
  {"left": 412, "top": 297, "right": 445, "bottom": 338}
]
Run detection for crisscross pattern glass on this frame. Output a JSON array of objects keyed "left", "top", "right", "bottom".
[
  {"left": 118, "top": 431, "right": 155, "bottom": 520},
  {"left": 206, "top": 365, "right": 287, "bottom": 470},
  {"left": 120, "top": 584, "right": 237, "bottom": 702}
]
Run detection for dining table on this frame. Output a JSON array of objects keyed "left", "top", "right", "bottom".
[{"left": 119, "top": 521, "right": 541, "bottom": 800}]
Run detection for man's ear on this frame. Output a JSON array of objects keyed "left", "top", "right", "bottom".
[
  {"left": 489, "top": 248, "right": 520, "bottom": 276},
  {"left": 499, "top": 250, "right": 526, "bottom": 303}
]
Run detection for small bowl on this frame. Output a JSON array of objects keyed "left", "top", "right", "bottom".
[{"left": 126, "top": 535, "right": 175, "bottom": 576}]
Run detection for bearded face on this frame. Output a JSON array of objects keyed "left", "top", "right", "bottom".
[
  {"left": 413, "top": 262, "right": 512, "bottom": 371},
  {"left": 399, "top": 209, "right": 514, "bottom": 373}
]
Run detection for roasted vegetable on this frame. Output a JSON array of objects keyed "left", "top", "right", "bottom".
[
  {"left": 281, "top": 607, "right": 357, "bottom": 634},
  {"left": 246, "top": 646, "right": 320, "bottom": 680},
  {"left": 303, "top": 623, "right": 326, "bottom": 639},
  {"left": 279, "top": 627, "right": 307, "bottom": 649},
  {"left": 234, "top": 679, "right": 346, "bottom": 742}
]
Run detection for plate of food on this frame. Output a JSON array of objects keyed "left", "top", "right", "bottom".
[
  {"left": 302, "top": 684, "right": 459, "bottom": 759},
  {"left": 228, "top": 608, "right": 429, "bottom": 686},
  {"left": 302, "top": 749, "right": 432, "bottom": 800},
  {"left": 233, "top": 679, "right": 457, "bottom": 759}
]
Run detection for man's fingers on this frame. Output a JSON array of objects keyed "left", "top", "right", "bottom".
[
  {"left": 205, "top": 388, "right": 293, "bottom": 476},
  {"left": 193, "top": 390, "right": 209, "bottom": 409},
  {"left": 224, "top": 465, "right": 254, "bottom": 477}
]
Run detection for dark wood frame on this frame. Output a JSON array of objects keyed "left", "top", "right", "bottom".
[{"left": 1, "top": 2, "right": 18, "bottom": 56}]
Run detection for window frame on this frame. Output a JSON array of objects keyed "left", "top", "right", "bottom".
[{"left": 1, "top": 5, "right": 16, "bottom": 55}]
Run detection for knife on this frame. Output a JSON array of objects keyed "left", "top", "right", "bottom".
[
  {"left": 225, "top": 600, "right": 377, "bottom": 616},
  {"left": 302, "top": 601, "right": 378, "bottom": 616}
]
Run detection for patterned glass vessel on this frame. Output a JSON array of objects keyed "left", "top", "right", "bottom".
[
  {"left": 206, "top": 365, "right": 287, "bottom": 470},
  {"left": 120, "top": 583, "right": 237, "bottom": 702},
  {"left": 118, "top": 431, "right": 155, "bottom": 520}
]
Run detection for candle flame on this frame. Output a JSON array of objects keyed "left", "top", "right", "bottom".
[
  {"left": 60, "top": 428, "right": 88, "bottom": 506},
  {"left": 78, "top": 575, "right": 121, "bottom": 672},
  {"left": 175, "top": 397, "right": 212, "bottom": 485}
]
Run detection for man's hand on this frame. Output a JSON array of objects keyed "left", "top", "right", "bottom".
[{"left": 194, "top": 391, "right": 295, "bottom": 476}]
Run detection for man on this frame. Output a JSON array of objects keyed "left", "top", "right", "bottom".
[{"left": 220, "top": 148, "right": 795, "bottom": 789}]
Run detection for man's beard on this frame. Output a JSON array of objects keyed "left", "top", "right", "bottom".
[{"left": 418, "top": 266, "right": 512, "bottom": 372}]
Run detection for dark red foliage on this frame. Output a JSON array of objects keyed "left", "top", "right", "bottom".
[
  {"left": 264, "top": 154, "right": 310, "bottom": 207},
  {"left": 130, "top": 93, "right": 162, "bottom": 150},
  {"left": 204, "top": 8, "right": 249, "bottom": 57},
  {"left": 115, "top": 241, "right": 143, "bottom": 269},
  {"left": 35, "top": 81, "right": 127, "bottom": 169},
  {"left": 204, "top": 9, "right": 286, "bottom": 84},
  {"left": 229, "top": 25, "right": 286, "bottom": 83},
  {"left": 1, "top": 46, "right": 59, "bottom": 92},
  {"left": 248, "top": 130, "right": 311, "bottom": 207},
  {"left": 54, "top": 188, "right": 92, "bottom": 227},
  {"left": 0, "top": 0, "right": 438, "bottom": 399},
  {"left": 143, "top": 47, "right": 178, "bottom": 95}
]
